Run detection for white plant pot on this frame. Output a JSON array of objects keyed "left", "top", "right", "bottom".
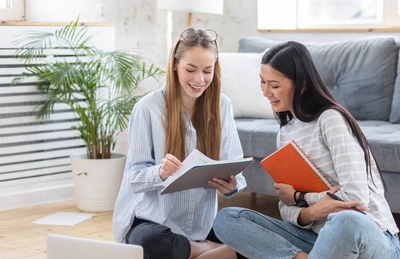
[{"left": 70, "top": 153, "right": 126, "bottom": 212}]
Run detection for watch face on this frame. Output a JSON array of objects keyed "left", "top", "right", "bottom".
[
  {"left": 297, "top": 201, "right": 309, "bottom": 207},
  {"left": 297, "top": 192, "right": 309, "bottom": 207}
]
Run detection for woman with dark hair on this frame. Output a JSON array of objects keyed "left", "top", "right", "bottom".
[
  {"left": 112, "top": 28, "right": 246, "bottom": 259},
  {"left": 213, "top": 41, "right": 400, "bottom": 259}
]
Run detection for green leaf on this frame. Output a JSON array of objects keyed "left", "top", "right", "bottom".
[{"left": 12, "top": 17, "right": 164, "bottom": 159}]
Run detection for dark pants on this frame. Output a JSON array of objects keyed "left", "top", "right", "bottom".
[{"left": 125, "top": 217, "right": 246, "bottom": 259}]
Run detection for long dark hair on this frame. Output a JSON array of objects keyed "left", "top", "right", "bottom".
[{"left": 262, "top": 41, "right": 383, "bottom": 184}]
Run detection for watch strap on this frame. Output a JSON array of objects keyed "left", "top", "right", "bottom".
[
  {"left": 297, "top": 192, "right": 309, "bottom": 207},
  {"left": 293, "top": 191, "right": 300, "bottom": 205}
]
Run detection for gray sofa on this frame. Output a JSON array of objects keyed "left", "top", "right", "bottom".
[{"left": 232, "top": 36, "right": 400, "bottom": 213}]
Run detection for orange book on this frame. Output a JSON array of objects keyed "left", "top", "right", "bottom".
[{"left": 260, "top": 140, "right": 332, "bottom": 193}]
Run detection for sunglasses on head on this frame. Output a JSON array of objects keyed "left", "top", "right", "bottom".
[{"left": 179, "top": 29, "right": 218, "bottom": 43}]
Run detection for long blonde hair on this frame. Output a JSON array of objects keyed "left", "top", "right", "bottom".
[{"left": 164, "top": 28, "right": 221, "bottom": 161}]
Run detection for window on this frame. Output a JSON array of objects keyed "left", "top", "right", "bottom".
[
  {"left": 258, "top": 0, "right": 400, "bottom": 30},
  {"left": 0, "top": 0, "right": 11, "bottom": 8},
  {"left": 0, "top": 0, "right": 25, "bottom": 21}
]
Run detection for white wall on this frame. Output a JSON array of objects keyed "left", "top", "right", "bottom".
[
  {"left": 24, "top": 0, "right": 400, "bottom": 69},
  {"left": 25, "top": 0, "right": 167, "bottom": 68}
]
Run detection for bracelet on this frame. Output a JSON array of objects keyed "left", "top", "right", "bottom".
[{"left": 293, "top": 191, "right": 299, "bottom": 204}]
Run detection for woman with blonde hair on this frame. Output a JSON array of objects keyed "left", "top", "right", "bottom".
[{"left": 112, "top": 28, "right": 247, "bottom": 259}]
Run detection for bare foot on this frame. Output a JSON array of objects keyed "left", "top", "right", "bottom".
[
  {"left": 194, "top": 244, "right": 237, "bottom": 259},
  {"left": 204, "top": 240, "right": 224, "bottom": 249},
  {"left": 189, "top": 240, "right": 220, "bottom": 258},
  {"left": 189, "top": 240, "right": 230, "bottom": 259},
  {"left": 294, "top": 251, "right": 308, "bottom": 259}
]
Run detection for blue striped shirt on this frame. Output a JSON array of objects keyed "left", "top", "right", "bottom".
[
  {"left": 112, "top": 87, "right": 247, "bottom": 242},
  {"left": 278, "top": 109, "right": 398, "bottom": 235}
]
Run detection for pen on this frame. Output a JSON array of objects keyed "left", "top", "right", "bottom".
[{"left": 326, "top": 192, "right": 366, "bottom": 215}]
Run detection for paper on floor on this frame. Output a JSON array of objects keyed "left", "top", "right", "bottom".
[{"left": 32, "top": 212, "right": 96, "bottom": 226}]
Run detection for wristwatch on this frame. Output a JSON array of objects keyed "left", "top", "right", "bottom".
[{"left": 296, "top": 192, "right": 309, "bottom": 207}]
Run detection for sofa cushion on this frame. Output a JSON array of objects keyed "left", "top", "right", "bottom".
[
  {"left": 357, "top": 120, "right": 400, "bottom": 172},
  {"left": 235, "top": 118, "right": 400, "bottom": 173},
  {"left": 235, "top": 118, "right": 280, "bottom": 158},
  {"left": 238, "top": 36, "right": 398, "bottom": 122},
  {"left": 219, "top": 52, "right": 274, "bottom": 118},
  {"left": 238, "top": 36, "right": 278, "bottom": 53},
  {"left": 390, "top": 46, "right": 400, "bottom": 123}
]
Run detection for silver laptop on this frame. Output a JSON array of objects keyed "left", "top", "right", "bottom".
[{"left": 46, "top": 234, "right": 143, "bottom": 259}]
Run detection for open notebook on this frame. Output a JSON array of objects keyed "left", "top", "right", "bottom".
[{"left": 46, "top": 234, "right": 143, "bottom": 259}]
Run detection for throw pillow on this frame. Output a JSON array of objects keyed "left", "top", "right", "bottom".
[{"left": 219, "top": 52, "right": 274, "bottom": 119}]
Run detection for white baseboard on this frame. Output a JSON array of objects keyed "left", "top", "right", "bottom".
[{"left": 0, "top": 174, "right": 74, "bottom": 211}]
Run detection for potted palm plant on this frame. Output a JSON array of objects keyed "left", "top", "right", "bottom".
[{"left": 12, "top": 20, "right": 164, "bottom": 212}]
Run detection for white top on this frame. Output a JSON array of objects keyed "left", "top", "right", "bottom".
[
  {"left": 277, "top": 109, "right": 399, "bottom": 235},
  {"left": 112, "top": 87, "right": 247, "bottom": 242}
]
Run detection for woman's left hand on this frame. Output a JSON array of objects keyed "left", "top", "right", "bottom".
[
  {"left": 208, "top": 175, "right": 237, "bottom": 194},
  {"left": 274, "top": 183, "right": 296, "bottom": 205}
]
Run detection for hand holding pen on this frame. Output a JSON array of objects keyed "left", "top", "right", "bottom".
[{"left": 326, "top": 192, "right": 366, "bottom": 215}]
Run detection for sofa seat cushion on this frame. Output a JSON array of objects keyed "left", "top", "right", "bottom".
[
  {"left": 236, "top": 118, "right": 400, "bottom": 173},
  {"left": 235, "top": 118, "right": 280, "bottom": 158},
  {"left": 358, "top": 120, "right": 400, "bottom": 173}
]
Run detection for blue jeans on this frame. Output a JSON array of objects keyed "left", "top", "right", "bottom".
[{"left": 213, "top": 207, "right": 400, "bottom": 259}]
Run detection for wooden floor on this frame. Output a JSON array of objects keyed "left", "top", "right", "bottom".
[
  {"left": 0, "top": 200, "right": 114, "bottom": 259},
  {"left": 1, "top": 192, "right": 399, "bottom": 258}
]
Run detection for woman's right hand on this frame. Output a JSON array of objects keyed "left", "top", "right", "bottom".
[
  {"left": 299, "top": 186, "right": 365, "bottom": 224},
  {"left": 159, "top": 154, "right": 182, "bottom": 180}
]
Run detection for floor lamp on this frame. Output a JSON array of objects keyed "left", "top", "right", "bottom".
[{"left": 157, "top": 0, "right": 224, "bottom": 28}]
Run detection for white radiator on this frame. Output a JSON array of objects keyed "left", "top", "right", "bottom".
[{"left": 0, "top": 24, "right": 115, "bottom": 210}]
